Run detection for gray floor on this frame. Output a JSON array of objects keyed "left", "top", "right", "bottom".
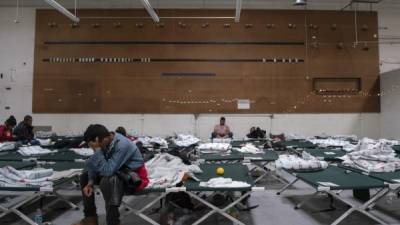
[{"left": 2, "top": 169, "right": 400, "bottom": 225}]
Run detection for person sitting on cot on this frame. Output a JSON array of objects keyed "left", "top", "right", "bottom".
[
  {"left": 0, "top": 115, "right": 17, "bottom": 142},
  {"left": 212, "top": 117, "right": 233, "bottom": 139},
  {"left": 13, "top": 115, "right": 40, "bottom": 145},
  {"left": 73, "top": 124, "right": 149, "bottom": 225}
]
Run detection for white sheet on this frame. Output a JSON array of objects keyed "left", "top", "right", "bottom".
[
  {"left": 199, "top": 177, "right": 250, "bottom": 188},
  {"left": 145, "top": 153, "right": 202, "bottom": 188},
  {"left": 70, "top": 148, "right": 94, "bottom": 156},
  {"left": 198, "top": 143, "right": 231, "bottom": 153},
  {"left": 275, "top": 152, "right": 328, "bottom": 171},
  {"left": 0, "top": 166, "right": 53, "bottom": 188},
  {"left": 235, "top": 143, "right": 263, "bottom": 154},
  {"left": 172, "top": 134, "right": 201, "bottom": 147},
  {"left": 18, "top": 146, "right": 53, "bottom": 156},
  {"left": 0, "top": 142, "right": 16, "bottom": 151}
]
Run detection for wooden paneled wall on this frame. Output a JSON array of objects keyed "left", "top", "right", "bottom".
[{"left": 33, "top": 9, "right": 380, "bottom": 113}]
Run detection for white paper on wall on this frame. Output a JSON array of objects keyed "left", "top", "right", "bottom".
[{"left": 237, "top": 99, "right": 250, "bottom": 109}]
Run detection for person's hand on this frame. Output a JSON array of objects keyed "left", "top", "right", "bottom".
[{"left": 83, "top": 184, "right": 93, "bottom": 197}]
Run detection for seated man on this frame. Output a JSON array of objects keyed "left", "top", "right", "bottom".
[
  {"left": 73, "top": 124, "right": 149, "bottom": 225},
  {"left": 212, "top": 117, "right": 233, "bottom": 139},
  {"left": 0, "top": 115, "right": 17, "bottom": 142},
  {"left": 13, "top": 115, "right": 39, "bottom": 145}
]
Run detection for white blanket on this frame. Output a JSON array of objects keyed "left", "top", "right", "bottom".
[
  {"left": 212, "top": 138, "right": 232, "bottom": 143},
  {"left": 145, "top": 153, "right": 202, "bottom": 188},
  {"left": 275, "top": 152, "right": 328, "bottom": 171},
  {"left": 199, "top": 177, "right": 250, "bottom": 188},
  {"left": 172, "top": 134, "right": 201, "bottom": 147},
  {"left": 0, "top": 142, "right": 16, "bottom": 151},
  {"left": 235, "top": 143, "right": 263, "bottom": 154},
  {"left": 340, "top": 138, "right": 400, "bottom": 172},
  {"left": 0, "top": 166, "right": 53, "bottom": 187},
  {"left": 136, "top": 136, "right": 168, "bottom": 148},
  {"left": 309, "top": 138, "right": 352, "bottom": 148},
  {"left": 18, "top": 146, "right": 53, "bottom": 156},
  {"left": 198, "top": 143, "right": 231, "bottom": 153},
  {"left": 38, "top": 138, "right": 52, "bottom": 146},
  {"left": 70, "top": 148, "right": 94, "bottom": 156}
]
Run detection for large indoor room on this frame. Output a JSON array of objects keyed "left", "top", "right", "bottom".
[{"left": 0, "top": 0, "right": 400, "bottom": 224}]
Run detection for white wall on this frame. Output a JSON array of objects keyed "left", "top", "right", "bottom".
[
  {"left": 2, "top": 3, "right": 399, "bottom": 139},
  {"left": 381, "top": 69, "right": 400, "bottom": 139}
]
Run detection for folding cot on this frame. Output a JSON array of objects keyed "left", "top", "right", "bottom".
[
  {"left": 277, "top": 165, "right": 392, "bottom": 225},
  {"left": 0, "top": 161, "right": 84, "bottom": 225},
  {"left": 338, "top": 164, "right": 400, "bottom": 211},
  {"left": 122, "top": 163, "right": 263, "bottom": 225},
  {"left": 198, "top": 149, "right": 280, "bottom": 183},
  {"left": 0, "top": 149, "right": 88, "bottom": 162},
  {"left": 273, "top": 139, "right": 316, "bottom": 151},
  {"left": 298, "top": 148, "right": 346, "bottom": 162}
]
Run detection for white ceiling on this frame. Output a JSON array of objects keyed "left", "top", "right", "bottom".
[{"left": 0, "top": 0, "right": 399, "bottom": 10}]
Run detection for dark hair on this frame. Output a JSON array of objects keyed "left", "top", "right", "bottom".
[
  {"left": 5, "top": 116, "right": 16, "bottom": 126},
  {"left": 220, "top": 117, "right": 226, "bottom": 121},
  {"left": 115, "top": 126, "right": 127, "bottom": 137},
  {"left": 84, "top": 124, "right": 110, "bottom": 143},
  {"left": 24, "top": 115, "right": 32, "bottom": 122}
]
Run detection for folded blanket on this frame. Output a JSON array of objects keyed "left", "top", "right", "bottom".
[
  {"left": 70, "top": 148, "right": 93, "bottom": 156},
  {"left": 235, "top": 143, "right": 263, "bottom": 154},
  {"left": 145, "top": 153, "right": 202, "bottom": 188},
  {"left": 137, "top": 136, "right": 168, "bottom": 148},
  {"left": 38, "top": 138, "right": 52, "bottom": 146},
  {"left": 18, "top": 146, "right": 52, "bottom": 156},
  {"left": 275, "top": 152, "right": 328, "bottom": 171},
  {"left": 51, "top": 169, "right": 82, "bottom": 181},
  {"left": 172, "top": 134, "right": 201, "bottom": 147},
  {"left": 199, "top": 177, "right": 250, "bottom": 188},
  {"left": 0, "top": 142, "right": 16, "bottom": 151},
  {"left": 198, "top": 143, "right": 231, "bottom": 153},
  {"left": 0, "top": 166, "right": 53, "bottom": 187},
  {"left": 35, "top": 131, "right": 56, "bottom": 139},
  {"left": 309, "top": 138, "right": 352, "bottom": 148},
  {"left": 212, "top": 138, "right": 232, "bottom": 143}
]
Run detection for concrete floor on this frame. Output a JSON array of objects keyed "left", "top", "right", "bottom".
[{"left": 2, "top": 170, "right": 400, "bottom": 225}]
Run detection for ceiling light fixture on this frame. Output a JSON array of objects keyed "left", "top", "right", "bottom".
[
  {"left": 235, "top": 0, "right": 242, "bottom": 22},
  {"left": 293, "top": 0, "right": 307, "bottom": 6},
  {"left": 139, "top": 0, "right": 160, "bottom": 22},
  {"left": 43, "top": 0, "right": 79, "bottom": 23}
]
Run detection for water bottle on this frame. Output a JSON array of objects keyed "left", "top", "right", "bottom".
[{"left": 34, "top": 209, "right": 43, "bottom": 225}]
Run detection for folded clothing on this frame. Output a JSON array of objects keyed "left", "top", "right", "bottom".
[
  {"left": 275, "top": 152, "right": 328, "bottom": 171},
  {"left": 70, "top": 148, "right": 94, "bottom": 156},
  {"left": 199, "top": 177, "right": 250, "bottom": 188},
  {"left": 0, "top": 166, "right": 53, "bottom": 188},
  {"left": 235, "top": 143, "right": 263, "bottom": 154},
  {"left": 18, "top": 146, "right": 53, "bottom": 156},
  {"left": 145, "top": 153, "right": 202, "bottom": 188},
  {"left": 198, "top": 143, "right": 231, "bottom": 153},
  {"left": 172, "top": 134, "right": 201, "bottom": 147},
  {"left": 0, "top": 142, "right": 17, "bottom": 151}
]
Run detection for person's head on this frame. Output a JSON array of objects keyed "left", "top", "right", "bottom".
[
  {"left": 23, "top": 115, "right": 32, "bottom": 126},
  {"left": 115, "top": 126, "right": 127, "bottom": 137},
  {"left": 250, "top": 127, "right": 255, "bottom": 132},
  {"left": 220, "top": 117, "right": 226, "bottom": 126},
  {"left": 5, "top": 116, "right": 17, "bottom": 130},
  {"left": 84, "top": 124, "right": 112, "bottom": 150}
]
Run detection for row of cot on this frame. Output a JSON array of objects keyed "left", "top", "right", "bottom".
[{"left": 1, "top": 137, "right": 400, "bottom": 225}]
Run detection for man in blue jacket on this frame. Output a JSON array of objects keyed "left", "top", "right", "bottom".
[{"left": 73, "top": 124, "right": 148, "bottom": 225}]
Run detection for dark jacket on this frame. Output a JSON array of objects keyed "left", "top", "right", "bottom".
[{"left": 13, "top": 122, "right": 34, "bottom": 142}]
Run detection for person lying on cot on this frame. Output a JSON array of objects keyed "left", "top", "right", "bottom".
[
  {"left": 73, "top": 124, "right": 149, "bottom": 225},
  {"left": 13, "top": 115, "right": 39, "bottom": 145},
  {"left": 212, "top": 116, "right": 233, "bottom": 139},
  {"left": 0, "top": 115, "right": 17, "bottom": 142}
]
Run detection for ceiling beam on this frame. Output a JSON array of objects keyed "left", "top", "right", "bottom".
[
  {"left": 43, "top": 0, "right": 79, "bottom": 23},
  {"left": 139, "top": 0, "right": 160, "bottom": 23},
  {"left": 235, "top": 0, "right": 242, "bottom": 22}
]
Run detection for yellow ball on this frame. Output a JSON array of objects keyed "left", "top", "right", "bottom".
[{"left": 216, "top": 167, "right": 225, "bottom": 176}]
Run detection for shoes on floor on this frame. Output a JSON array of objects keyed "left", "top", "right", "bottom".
[{"left": 71, "top": 216, "right": 98, "bottom": 225}]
